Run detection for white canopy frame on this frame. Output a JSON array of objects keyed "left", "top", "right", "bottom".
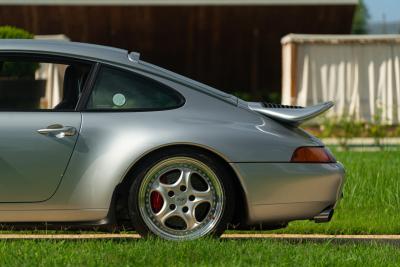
[{"left": 282, "top": 34, "right": 400, "bottom": 125}]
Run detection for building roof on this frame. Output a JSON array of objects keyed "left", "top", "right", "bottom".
[
  {"left": 282, "top": 34, "right": 400, "bottom": 44},
  {"left": 0, "top": 0, "right": 358, "bottom": 5}
]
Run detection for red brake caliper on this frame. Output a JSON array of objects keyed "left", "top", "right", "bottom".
[{"left": 150, "top": 191, "right": 164, "bottom": 213}]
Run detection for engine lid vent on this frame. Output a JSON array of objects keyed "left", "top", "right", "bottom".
[{"left": 262, "top": 103, "right": 304, "bottom": 109}]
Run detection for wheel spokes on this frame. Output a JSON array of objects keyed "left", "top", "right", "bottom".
[
  {"left": 155, "top": 169, "right": 214, "bottom": 231},
  {"left": 191, "top": 188, "right": 213, "bottom": 205},
  {"left": 141, "top": 159, "right": 224, "bottom": 237},
  {"left": 154, "top": 205, "right": 176, "bottom": 224},
  {"left": 180, "top": 209, "right": 200, "bottom": 230},
  {"left": 170, "top": 168, "right": 192, "bottom": 192}
]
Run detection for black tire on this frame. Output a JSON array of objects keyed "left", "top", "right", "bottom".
[{"left": 128, "top": 147, "right": 235, "bottom": 240}]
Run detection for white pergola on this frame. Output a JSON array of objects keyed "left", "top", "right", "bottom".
[{"left": 281, "top": 34, "right": 400, "bottom": 124}]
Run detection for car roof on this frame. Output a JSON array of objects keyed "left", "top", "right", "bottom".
[
  {"left": 0, "top": 39, "right": 130, "bottom": 64},
  {"left": 0, "top": 39, "right": 238, "bottom": 104}
]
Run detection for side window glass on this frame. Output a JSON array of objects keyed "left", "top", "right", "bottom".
[
  {"left": 0, "top": 58, "right": 91, "bottom": 110},
  {"left": 86, "top": 66, "right": 184, "bottom": 110}
]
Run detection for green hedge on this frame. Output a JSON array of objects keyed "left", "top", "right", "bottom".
[{"left": 0, "top": 25, "right": 34, "bottom": 39}]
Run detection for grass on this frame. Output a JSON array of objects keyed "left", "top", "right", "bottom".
[
  {"left": 0, "top": 238, "right": 399, "bottom": 266},
  {"left": 269, "top": 150, "right": 400, "bottom": 234}
]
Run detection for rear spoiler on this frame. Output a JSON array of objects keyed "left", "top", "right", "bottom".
[{"left": 247, "top": 101, "right": 334, "bottom": 126}]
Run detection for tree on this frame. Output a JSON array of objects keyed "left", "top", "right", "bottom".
[{"left": 352, "top": 0, "right": 369, "bottom": 34}]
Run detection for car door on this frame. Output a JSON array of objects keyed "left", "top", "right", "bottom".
[
  {"left": 0, "top": 113, "right": 81, "bottom": 202},
  {"left": 0, "top": 55, "right": 91, "bottom": 202}
]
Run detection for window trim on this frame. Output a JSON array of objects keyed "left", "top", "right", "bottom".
[
  {"left": 0, "top": 52, "right": 96, "bottom": 112},
  {"left": 76, "top": 62, "right": 101, "bottom": 111},
  {"left": 81, "top": 64, "right": 186, "bottom": 112}
]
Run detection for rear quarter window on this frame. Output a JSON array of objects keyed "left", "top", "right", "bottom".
[{"left": 86, "top": 66, "right": 184, "bottom": 110}]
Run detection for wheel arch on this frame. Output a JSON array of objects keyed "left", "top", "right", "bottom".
[{"left": 112, "top": 143, "right": 248, "bottom": 228}]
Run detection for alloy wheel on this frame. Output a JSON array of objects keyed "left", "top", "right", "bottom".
[{"left": 138, "top": 157, "right": 225, "bottom": 240}]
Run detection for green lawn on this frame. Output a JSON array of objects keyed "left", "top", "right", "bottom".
[
  {"left": 0, "top": 238, "right": 398, "bottom": 267},
  {"left": 269, "top": 150, "right": 400, "bottom": 234}
]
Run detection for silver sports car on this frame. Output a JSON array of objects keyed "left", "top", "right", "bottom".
[{"left": 0, "top": 40, "right": 344, "bottom": 240}]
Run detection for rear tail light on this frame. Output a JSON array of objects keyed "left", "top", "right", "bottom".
[{"left": 291, "top": 146, "right": 336, "bottom": 163}]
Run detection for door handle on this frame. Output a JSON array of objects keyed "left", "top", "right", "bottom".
[{"left": 37, "top": 124, "right": 77, "bottom": 137}]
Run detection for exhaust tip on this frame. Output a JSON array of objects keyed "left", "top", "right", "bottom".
[{"left": 314, "top": 208, "right": 334, "bottom": 223}]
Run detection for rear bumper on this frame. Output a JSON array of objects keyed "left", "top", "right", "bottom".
[{"left": 230, "top": 162, "right": 345, "bottom": 224}]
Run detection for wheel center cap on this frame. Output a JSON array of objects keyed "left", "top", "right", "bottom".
[{"left": 175, "top": 194, "right": 187, "bottom": 205}]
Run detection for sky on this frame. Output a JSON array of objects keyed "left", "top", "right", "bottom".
[{"left": 364, "top": 0, "right": 400, "bottom": 23}]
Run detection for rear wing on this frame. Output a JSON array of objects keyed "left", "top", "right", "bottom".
[{"left": 247, "top": 101, "right": 334, "bottom": 126}]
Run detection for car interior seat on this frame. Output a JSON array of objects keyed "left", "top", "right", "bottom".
[{"left": 54, "top": 65, "right": 82, "bottom": 110}]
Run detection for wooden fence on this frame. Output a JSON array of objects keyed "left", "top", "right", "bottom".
[{"left": 0, "top": 5, "right": 354, "bottom": 98}]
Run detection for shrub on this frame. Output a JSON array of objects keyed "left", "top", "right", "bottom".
[
  {"left": 0, "top": 25, "right": 34, "bottom": 39},
  {"left": 0, "top": 26, "right": 38, "bottom": 78}
]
